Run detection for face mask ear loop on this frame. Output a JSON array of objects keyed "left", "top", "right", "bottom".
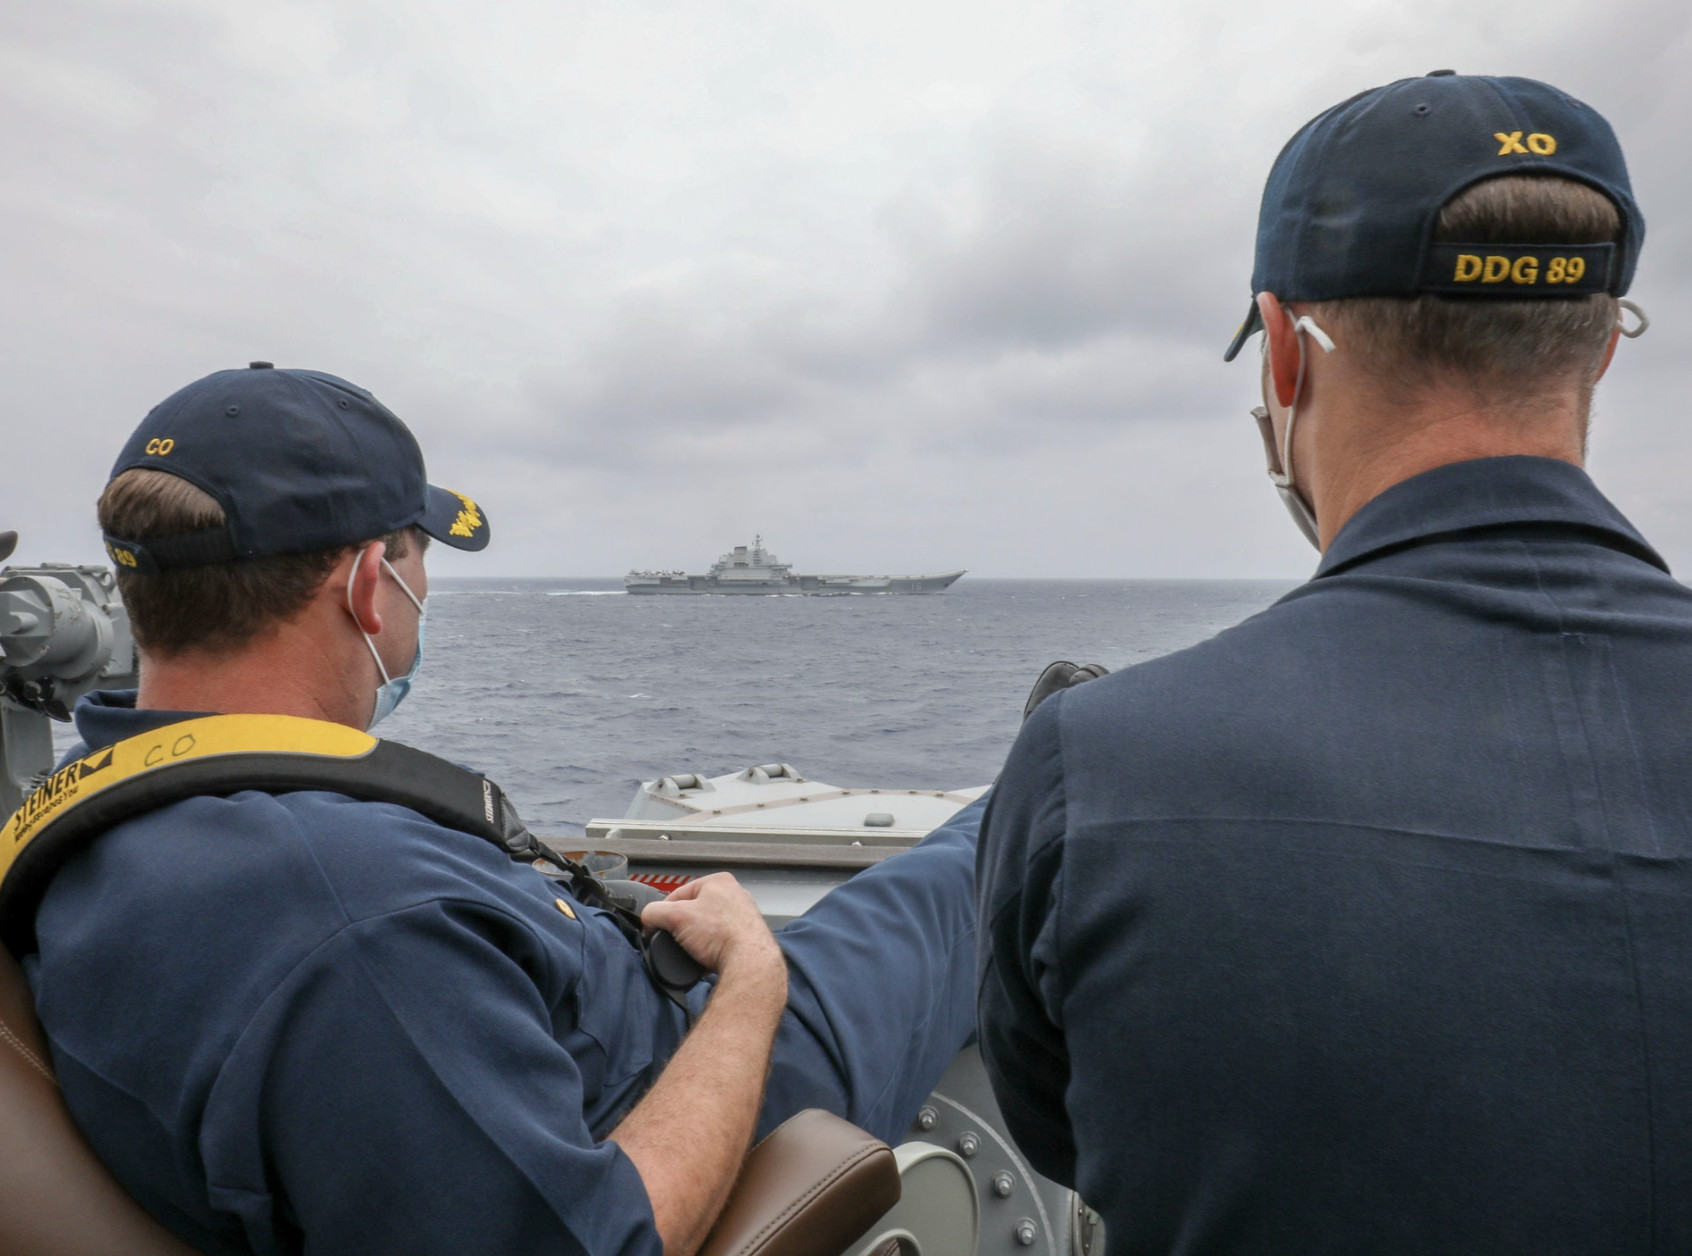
[
  {"left": 346, "top": 546, "right": 394, "bottom": 687},
  {"left": 1277, "top": 314, "right": 1336, "bottom": 494},
  {"left": 380, "top": 558, "right": 425, "bottom": 614},
  {"left": 1617, "top": 299, "right": 1649, "bottom": 339}
]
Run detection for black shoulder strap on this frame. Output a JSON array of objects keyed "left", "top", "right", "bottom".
[{"left": 0, "top": 715, "right": 705, "bottom": 1008}]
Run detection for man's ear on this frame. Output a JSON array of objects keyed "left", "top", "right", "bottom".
[
  {"left": 1258, "top": 292, "right": 1300, "bottom": 406},
  {"left": 342, "top": 543, "right": 388, "bottom": 636},
  {"left": 1595, "top": 325, "right": 1623, "bottom": 383}
]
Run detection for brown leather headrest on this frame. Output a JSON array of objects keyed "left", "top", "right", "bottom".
[
  {"left": 0, "top": 946, "right": 54, "bottom": 1086},
  {"left": 699, "top": 1108, "right": 900, "bottom": 1256},
  {"left": 0, "top": 949, "right": 201, "bottom": 1256}
]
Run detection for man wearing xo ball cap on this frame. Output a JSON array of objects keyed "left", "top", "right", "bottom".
[
  {"left": 18, "top": 362, "right": 982, "bottom": 1255},
  {"left": 978, "top": 72, "right": 1692, "bottom": 1252}
]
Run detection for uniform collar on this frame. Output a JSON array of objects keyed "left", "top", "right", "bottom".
[
  {"left": 1315, "top": 456, "right": 1668, "bottom": 579},
  {"left": 72, "top": 690, "right": 212, "bottom": 754}
]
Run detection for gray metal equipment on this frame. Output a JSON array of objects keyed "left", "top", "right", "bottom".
[
  {"left": 0, "top": 552, "right": 137, "bottom": 816},
  {"left": 878, "top": 1047, "right": 1105, "bottom": 1256},
  {"left": 851, "top": 1142, "right": 979, "bottom": 1256}
]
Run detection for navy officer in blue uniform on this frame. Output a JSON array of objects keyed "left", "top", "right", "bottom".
[
  {"left": 27, "top": 364, "right": 982, "bottom": 1255},
  {"left": 977, "top": 74, "right": 1690, "bottom": 1253}
]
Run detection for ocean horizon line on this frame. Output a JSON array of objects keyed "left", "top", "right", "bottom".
[{"left": 428, "top": 574, "right": 1303, "bottom": 585}]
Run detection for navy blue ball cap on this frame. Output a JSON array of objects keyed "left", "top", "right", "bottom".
[
  {"left": 103, "top": 365, "right": 490, "bottom": 575},
  {"left": 1223, "top": 72, "right": 1644, "bottom": 361}
]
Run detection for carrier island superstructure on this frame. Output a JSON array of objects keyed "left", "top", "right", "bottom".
[{"left": 626, "top": 536, "right": 964, "bottom": 596}]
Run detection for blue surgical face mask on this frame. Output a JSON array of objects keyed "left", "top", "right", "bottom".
[
  {"left": 347, "top": 549, "right": 426, "bottom": 731},
  {"left": 368, "top": 607, "right": 425, "bottom": 729}
]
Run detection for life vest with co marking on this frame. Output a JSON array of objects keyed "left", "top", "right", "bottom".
[{"left": 0, "top": 715, "right": 703, "bottom": 1001}]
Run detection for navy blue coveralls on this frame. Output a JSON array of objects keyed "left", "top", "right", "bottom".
[
  {"left": 27, "top": 698, "right": 983, "bottom": 1256},
  {"left": 979, "top": 456, "right": 1692, "bottom": 1255}
]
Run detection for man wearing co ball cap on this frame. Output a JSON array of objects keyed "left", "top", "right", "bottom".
[
  {"left": 19, "top": 364, "right": 982, "bottom": 1255},
  {"left": 978, "top": 73, "right": 1692, "bottom": 1251}
]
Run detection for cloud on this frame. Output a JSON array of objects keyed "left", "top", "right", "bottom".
[{"left": 1, "top": 0, "right": 1688, "bottom": 579}]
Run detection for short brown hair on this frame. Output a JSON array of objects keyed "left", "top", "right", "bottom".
[
  {"left": 1312, "top": 176, "right": 1622, "bottom": 406},
  {"left": 100, "top": 469, "right": 414, "bottom": 657}
]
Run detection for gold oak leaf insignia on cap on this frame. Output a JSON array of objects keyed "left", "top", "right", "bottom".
[{"left": 450, "top": 492, "right": 484, "bottom": 539}]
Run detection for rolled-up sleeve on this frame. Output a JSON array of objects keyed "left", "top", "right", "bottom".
[
  {"left": 201, "top": 898, "right": 663, "bottom": 1256},
  {"left": 976, "top": 699, "right": 1077, "bottom": 1187}
]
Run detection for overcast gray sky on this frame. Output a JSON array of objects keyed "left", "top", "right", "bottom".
[{"left": 4, "top": 0, "right": 1688, "bottom": 578}]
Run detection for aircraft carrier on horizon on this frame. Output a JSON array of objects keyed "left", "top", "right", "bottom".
[{"left": 625, "top": 536, "right": 964, "bottom": 596}]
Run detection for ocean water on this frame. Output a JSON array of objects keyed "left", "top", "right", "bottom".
[{"left": 378, "top": 578, "right": 1295, "bottom": 834}]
